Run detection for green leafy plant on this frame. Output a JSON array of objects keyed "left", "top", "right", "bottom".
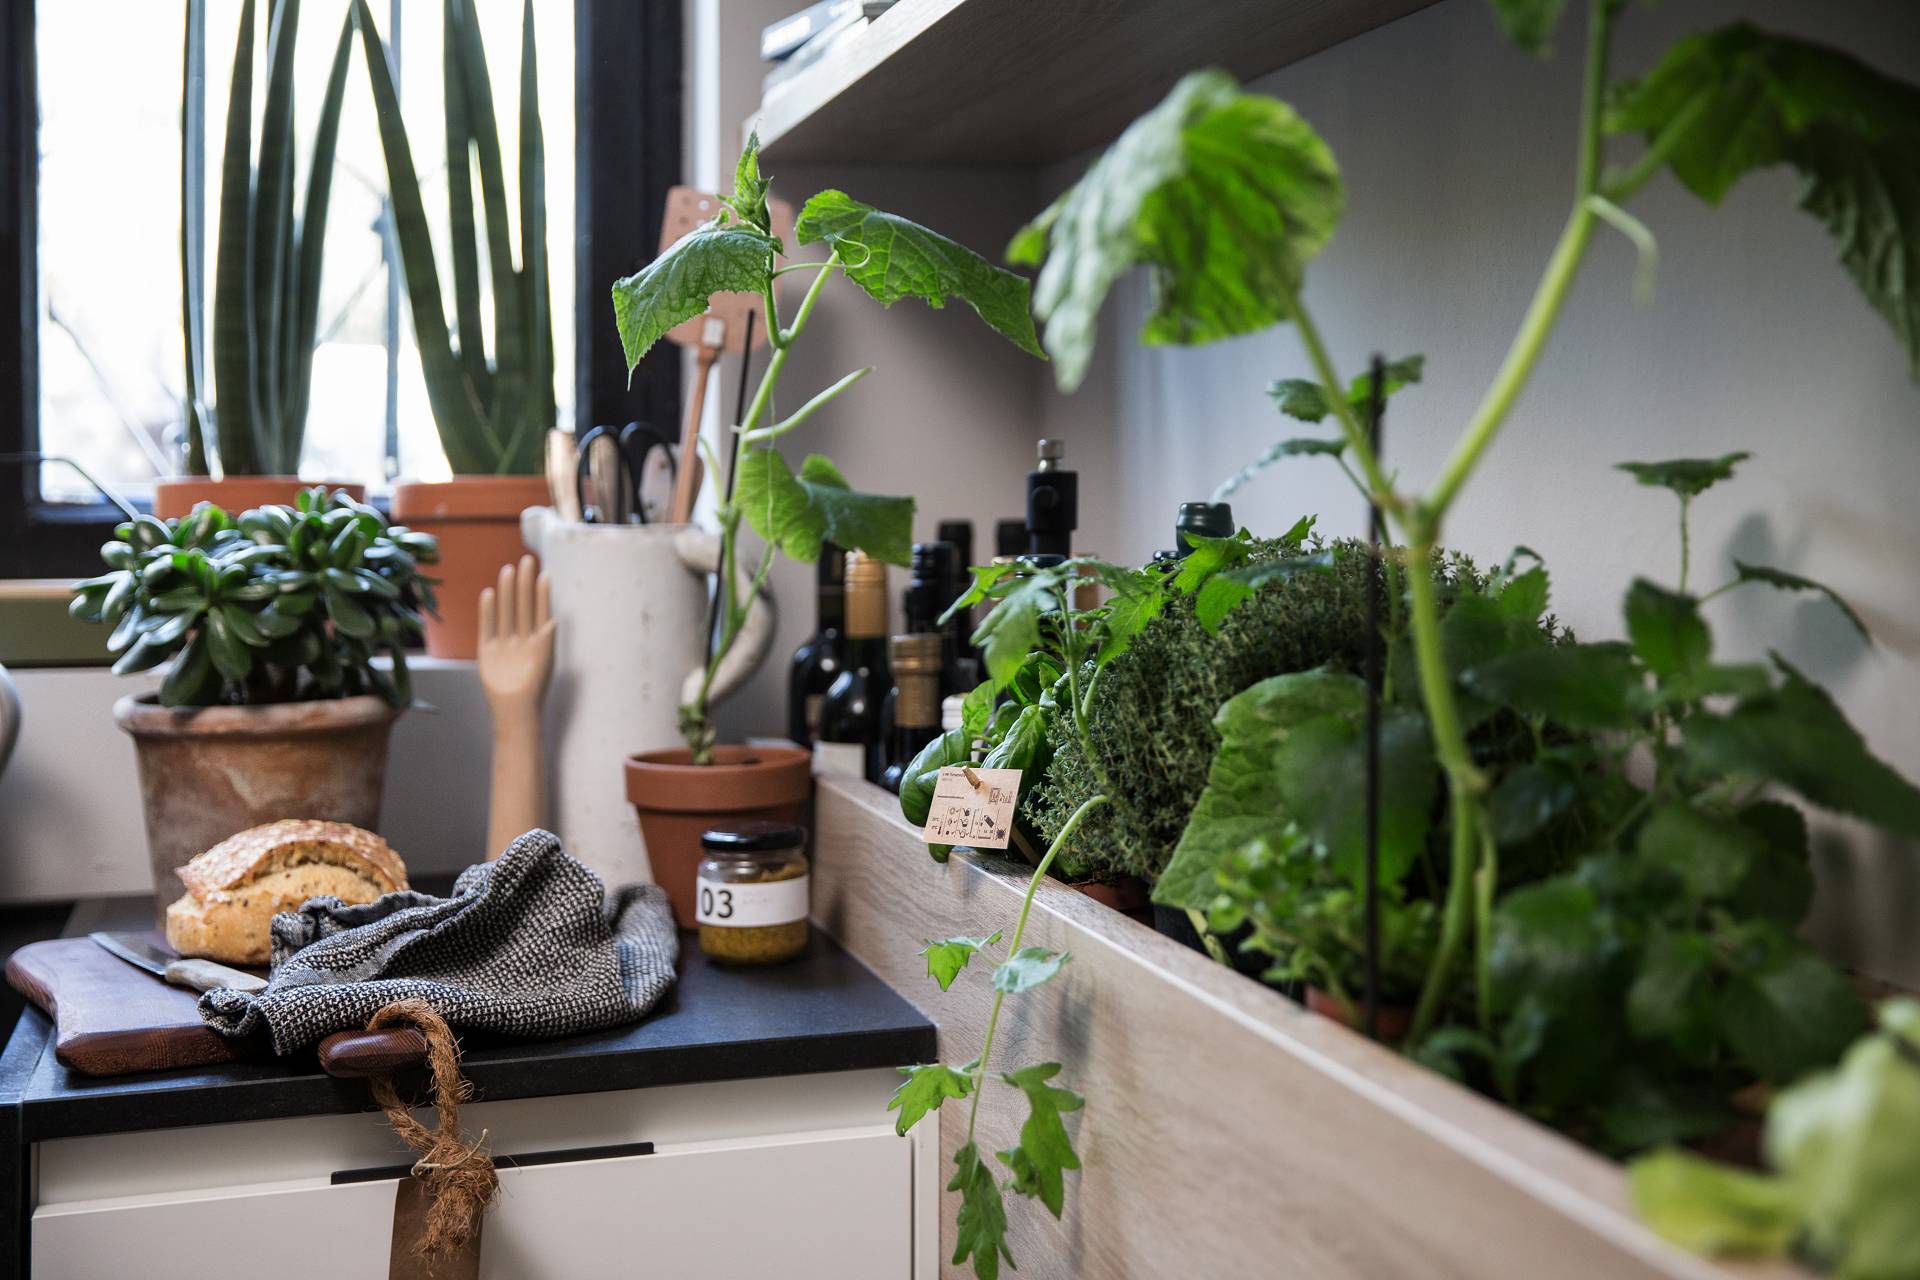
[
  {"left": 1011, "top": 2, "right": 1920, "bottom": 1059},
  {"left": 69, "top": 489, "right": 438, "bottom": 707},
  {"left": 609, "top": 133, "right": 1042, "bottom": 762},
  {"left": 351, "top": 0, "right": 551, "bottom": 475},
  {"left": 184, "top": 0, "right": 356, "bottom": 476},
  {"left": 1630, "top": 999, "right": 1920, "bottom": 1278},
  {"left": 890, "top": 553, "right": 1197, "bottom": 1279}
]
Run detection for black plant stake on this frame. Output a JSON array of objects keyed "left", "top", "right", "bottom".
[{"left": 1362, "top": 355, "right": 1387, "bottom": 1041}]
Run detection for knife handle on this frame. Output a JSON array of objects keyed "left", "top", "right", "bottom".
[{"left": 164, "top": 958, "right": 268, "bottom": 994}]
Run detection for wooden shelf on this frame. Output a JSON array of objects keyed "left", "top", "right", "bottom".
[
  {"left": 754, "top": 0, "right": 1439, "bottom": 167},
  {"left": 812, "top": 775, "right": 1806, "bottom": 1279}
]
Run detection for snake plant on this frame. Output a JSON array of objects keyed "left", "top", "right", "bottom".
[
  {"left": 351, "top": 0, "right": 552, "bottom": 477},
  {"left": 183, "top": 0, "right": 355, "bottom": 477}
]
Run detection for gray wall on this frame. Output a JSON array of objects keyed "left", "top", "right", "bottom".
[{"left": 1044, "top": 0, "right": 1920, "bottom": 985}]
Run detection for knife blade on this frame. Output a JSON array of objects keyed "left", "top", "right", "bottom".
[{"left": 89, "top": 931, "right": 268, "bottom": 995}]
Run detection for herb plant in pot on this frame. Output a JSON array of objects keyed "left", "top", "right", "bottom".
[
  {"left": 70, "top": 489, "right": 437, "bottom": 921},
  {"left": 355, "top": 0, "right": 553, "bottom": 659},
  {"left": 609, "top": 134, "right": 1043, "bottom": 925},
  {"left": 163, "top": 0, "right": 366, "bottom": 519}
]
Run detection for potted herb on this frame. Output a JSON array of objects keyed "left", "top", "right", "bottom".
[
  {"left": 606, "top": 134, "right": 1043, "bottom": 924},
  {"left": 353, "top": 0, "right": 553, "bottom": 659},
  {"left": 163, "top": 0, "right": 365, "bottom": 518},
  {"left": 1012, "top": 1, "right": 1920, "bottom": 1167},
  {"left": 70, "top": 488, "right": 437, "bottom": 921}
]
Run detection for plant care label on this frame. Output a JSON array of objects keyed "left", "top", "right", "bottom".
[
  {"left": 921, "top": 766, "right": 1023, "bottom": 849},
  {"left": 695, "top": 873, "right": 810, "bottom": 927}
]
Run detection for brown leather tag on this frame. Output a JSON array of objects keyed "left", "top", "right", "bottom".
[{"left": 389, "top": 1177, "right": 482, "bottom": 1280}]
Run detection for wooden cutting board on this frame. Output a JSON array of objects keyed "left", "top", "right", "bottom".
[{"left": 5, "top": 933, "right": 428, "bottom": 1078}]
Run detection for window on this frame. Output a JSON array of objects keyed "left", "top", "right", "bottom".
[{"left": 1, "top": 0, "right": 681, "bottom": 576}]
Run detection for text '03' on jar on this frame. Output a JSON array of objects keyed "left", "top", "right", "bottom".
[{"left": 695, "top": 821, "right": 810, "bottom": 965}]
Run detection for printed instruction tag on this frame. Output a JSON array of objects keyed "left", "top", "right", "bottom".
[{"left": 921, "top": 767, "right": 1023, "bottom": 849}]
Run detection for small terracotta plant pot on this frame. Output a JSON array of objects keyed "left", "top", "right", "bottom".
[
  {"left": 152, "top": 476, "right": 366, "bottom": 520},
  {"left": 115, "top": 693, "right": 403, "bottom": 924},
  {"left": 625, "top": 744, "right": 812, "bottom": 928},
  {"left": 391, "top": 476, "right": 551, "bottom": 659},
  {"left": 1304, "top": 984, "right": 1414, "bottom": 1046},
  {"left": 1071, "top": 875, "right": 1154, "bottom": 924}
]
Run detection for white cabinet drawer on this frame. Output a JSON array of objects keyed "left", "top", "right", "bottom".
[{"left": 35, "top": 1130, "right": 913, "bottom": 1280}]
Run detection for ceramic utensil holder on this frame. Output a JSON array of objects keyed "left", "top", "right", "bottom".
[{"left": 521, "top": 508, "right": 774, "bottom": 886}]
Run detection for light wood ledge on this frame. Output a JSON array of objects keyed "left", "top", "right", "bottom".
[{"left": 812, "top": 774, "right": 1805, "bottom": 1280}]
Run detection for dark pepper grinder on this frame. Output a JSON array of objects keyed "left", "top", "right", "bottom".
[
  {"left": 1174, "top": 501, "right": 1234, "bottom": 557},
  {"left": 1025, "top": 438, "right": 1078, "bottom": 558}
]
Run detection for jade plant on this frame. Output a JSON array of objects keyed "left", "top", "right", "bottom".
[
  {"left": 352, "top": 0, "right": 552, "bottom": 475},
  {"left": 609, "top": 133, "right": 1043, "bottom": 762},
  {"left": 183, "top": 0, "right": 356, "bottom": 476},
  {"left": 70, "top": 489, "right": 438, "bottom": 707},
  {"left": 1013, "top": 3, "right": 1920, "bottom": 1075}
]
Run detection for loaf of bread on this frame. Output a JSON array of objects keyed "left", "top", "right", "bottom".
[{"left": 165, "top": 820, "right": 409, "bottom": 965}]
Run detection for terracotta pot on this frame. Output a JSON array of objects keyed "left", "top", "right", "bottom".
[
  {"left": 152, "top": 476, "right": 366, "bottom": 520},
  {"left": 114, "top": 693, "right": 402, "bottom": 923},
  {"left": 391, "top": 476, "right": 550, "bottom": 659},
  {"left": 1071, "top": 875, "right": 1154, "bottom": 924},
  {"left": 1305, "top": 984, "right": 1414, "bottom": 1045},
  {"left": 624, "top": 744, "right": 812, "bottom": 928}
]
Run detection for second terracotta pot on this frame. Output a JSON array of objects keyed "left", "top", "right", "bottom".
[
  {"left": 152, "top": 476, "right": 366, "bottom": 520},
  {"left": 625, "top": 744, "right": 812, "bottom": 928},
  {"left": 391, "top": 476, "right": 551, "bottom": 659},
  {"left": 114, "top": 693, "right": 403, "bottom": 924}
]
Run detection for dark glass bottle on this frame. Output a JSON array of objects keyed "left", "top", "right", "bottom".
[
  {"left": 786, "top": 542, "right": 846, "bottom": 747},
  {"left": 903, "top": 541, "right": 966, "bottom": 695},
  {"left": 1174, "top": 501, "right": 1234, "bottom": 556},
  {"left": 936, "top": 520, "right": 978, "bottom": 681},
  {"left": 816, "top": 551, "right": 892, "bottom": 782},
  {"left": 880, "top": 633, "right": 943, "bottom": 794}
]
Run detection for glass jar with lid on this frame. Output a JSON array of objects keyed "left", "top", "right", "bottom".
[{"left": 695, "top": 820, "right": 810, "bottom": 965}]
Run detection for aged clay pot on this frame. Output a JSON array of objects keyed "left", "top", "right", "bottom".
[
  {"left": 625, "top": 744, "right": 812, "bottom": 928},
  {"left": 1070, "top": 875, "right": 1154, "bottom": 924},
  {"left": 391, "top": 476, "right": 550, "bottom": 659},
  {"left": 1304, "top": 984, "right": 1414, "bottom": 1046},
  {"left": 152, "top": 476, "right": 366, "bottom": 520},
  {"left": 114, "top": 693, "right": 402, "bottom": 923}
]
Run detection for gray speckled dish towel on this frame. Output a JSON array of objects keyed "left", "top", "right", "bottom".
[{"left": 199, "top": 829, "right": 679, "bottom": 1056}]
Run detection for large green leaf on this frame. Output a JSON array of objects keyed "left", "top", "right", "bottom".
[
  {"left": 1606, "top": 25, "right": 1920, "bottom": 373},
  {"left": 1008, "top": 69, "right": 1342, "bottom": 391},
  {"left": 920, "top": 933, "right": 1000, "bottom": 992},
  {"left": 1732, "top": 560, "right": 1870, "bottom": 643},
  {"left": 794, "top": 190, "right": 1040, "bottom": 357},
  {"left": 1629, "top": 1148, "right": 1799, "bottom": 1257},
  {"left": 1615, "top": 452, "right": 1751, "bottom": 499},
  {"left": 211, "top": 0, "right": 259, "bottom": 475},
  {"left": 1153, "top": 668, "right": 1362, "bottom": 910},
  {"left": 997, "top": 1063, "right": 1083, "bottom": 1218},
  {"left": 887, "top": 1061, "right": 970, "bottom": 1136},
  {"left": 1683, "top": 657, "right": 1920, "bottom": 837},
  {"left": 732, "top": 448, "right": 914, "bottom": 568},
  {"left": 1719, "top": 946, "right": 1868, "bottom": 1085},
  {"left": 1268, "top": 353, "right": 1424, "bottom": 424},
  {"left": 1214, "top": 437, "right": 1346, "bottom": 502},
  {"left": 1274, "top": 708, "right": 1438, "bottom": 890},
  {"left": 949, "top": 1142, "right": 1013, "bottom": 1280},
  {"left": 1636, "top": 804, "right": 1758, "bottom": 902},
  {"left": 1488, "top": 0, "right": 1572, "bottom": 57},
  {"left": 611, "top": 220, "right": 778, "bottom": 374},
  {"left": 1624, "top": 579, "right": 1710, "bottom": 678},
  {"left": 1463, "top": 642, "right": 1650, "bottom": 730}
]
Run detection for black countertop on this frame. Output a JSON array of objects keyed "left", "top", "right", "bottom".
[{"left": 0, "top": 896, "right": 934, "bottom": 1144}]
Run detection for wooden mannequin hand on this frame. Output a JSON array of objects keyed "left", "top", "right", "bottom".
[{"left": 478, "top": 556, "right": 555, "bottom": 857}]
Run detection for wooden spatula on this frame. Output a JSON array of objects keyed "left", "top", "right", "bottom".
[{"left": 657, "top": 186, "right": 795, "bottom": 523}]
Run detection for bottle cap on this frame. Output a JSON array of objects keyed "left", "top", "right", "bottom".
[
  {"left": 889, "top": 632, "right": 943, "bottom": 671},
  {"left": 844, "top": 551, "right": 889, "bottom": 636},
  {"left": 701, "top": 820, "right": 806, "bottom": 853}
]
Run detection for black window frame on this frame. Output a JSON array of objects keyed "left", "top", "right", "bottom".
[{"left": 0, "top": 0, "right": 681, "bottom": 579}]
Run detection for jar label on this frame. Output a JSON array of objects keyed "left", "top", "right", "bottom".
[{"left": 696, "top": 873, "right": 810, "bottom": 928}]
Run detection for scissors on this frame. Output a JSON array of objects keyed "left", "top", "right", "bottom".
[{"left": 575, "top": 422, "right": 678, "bottom": 524}]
